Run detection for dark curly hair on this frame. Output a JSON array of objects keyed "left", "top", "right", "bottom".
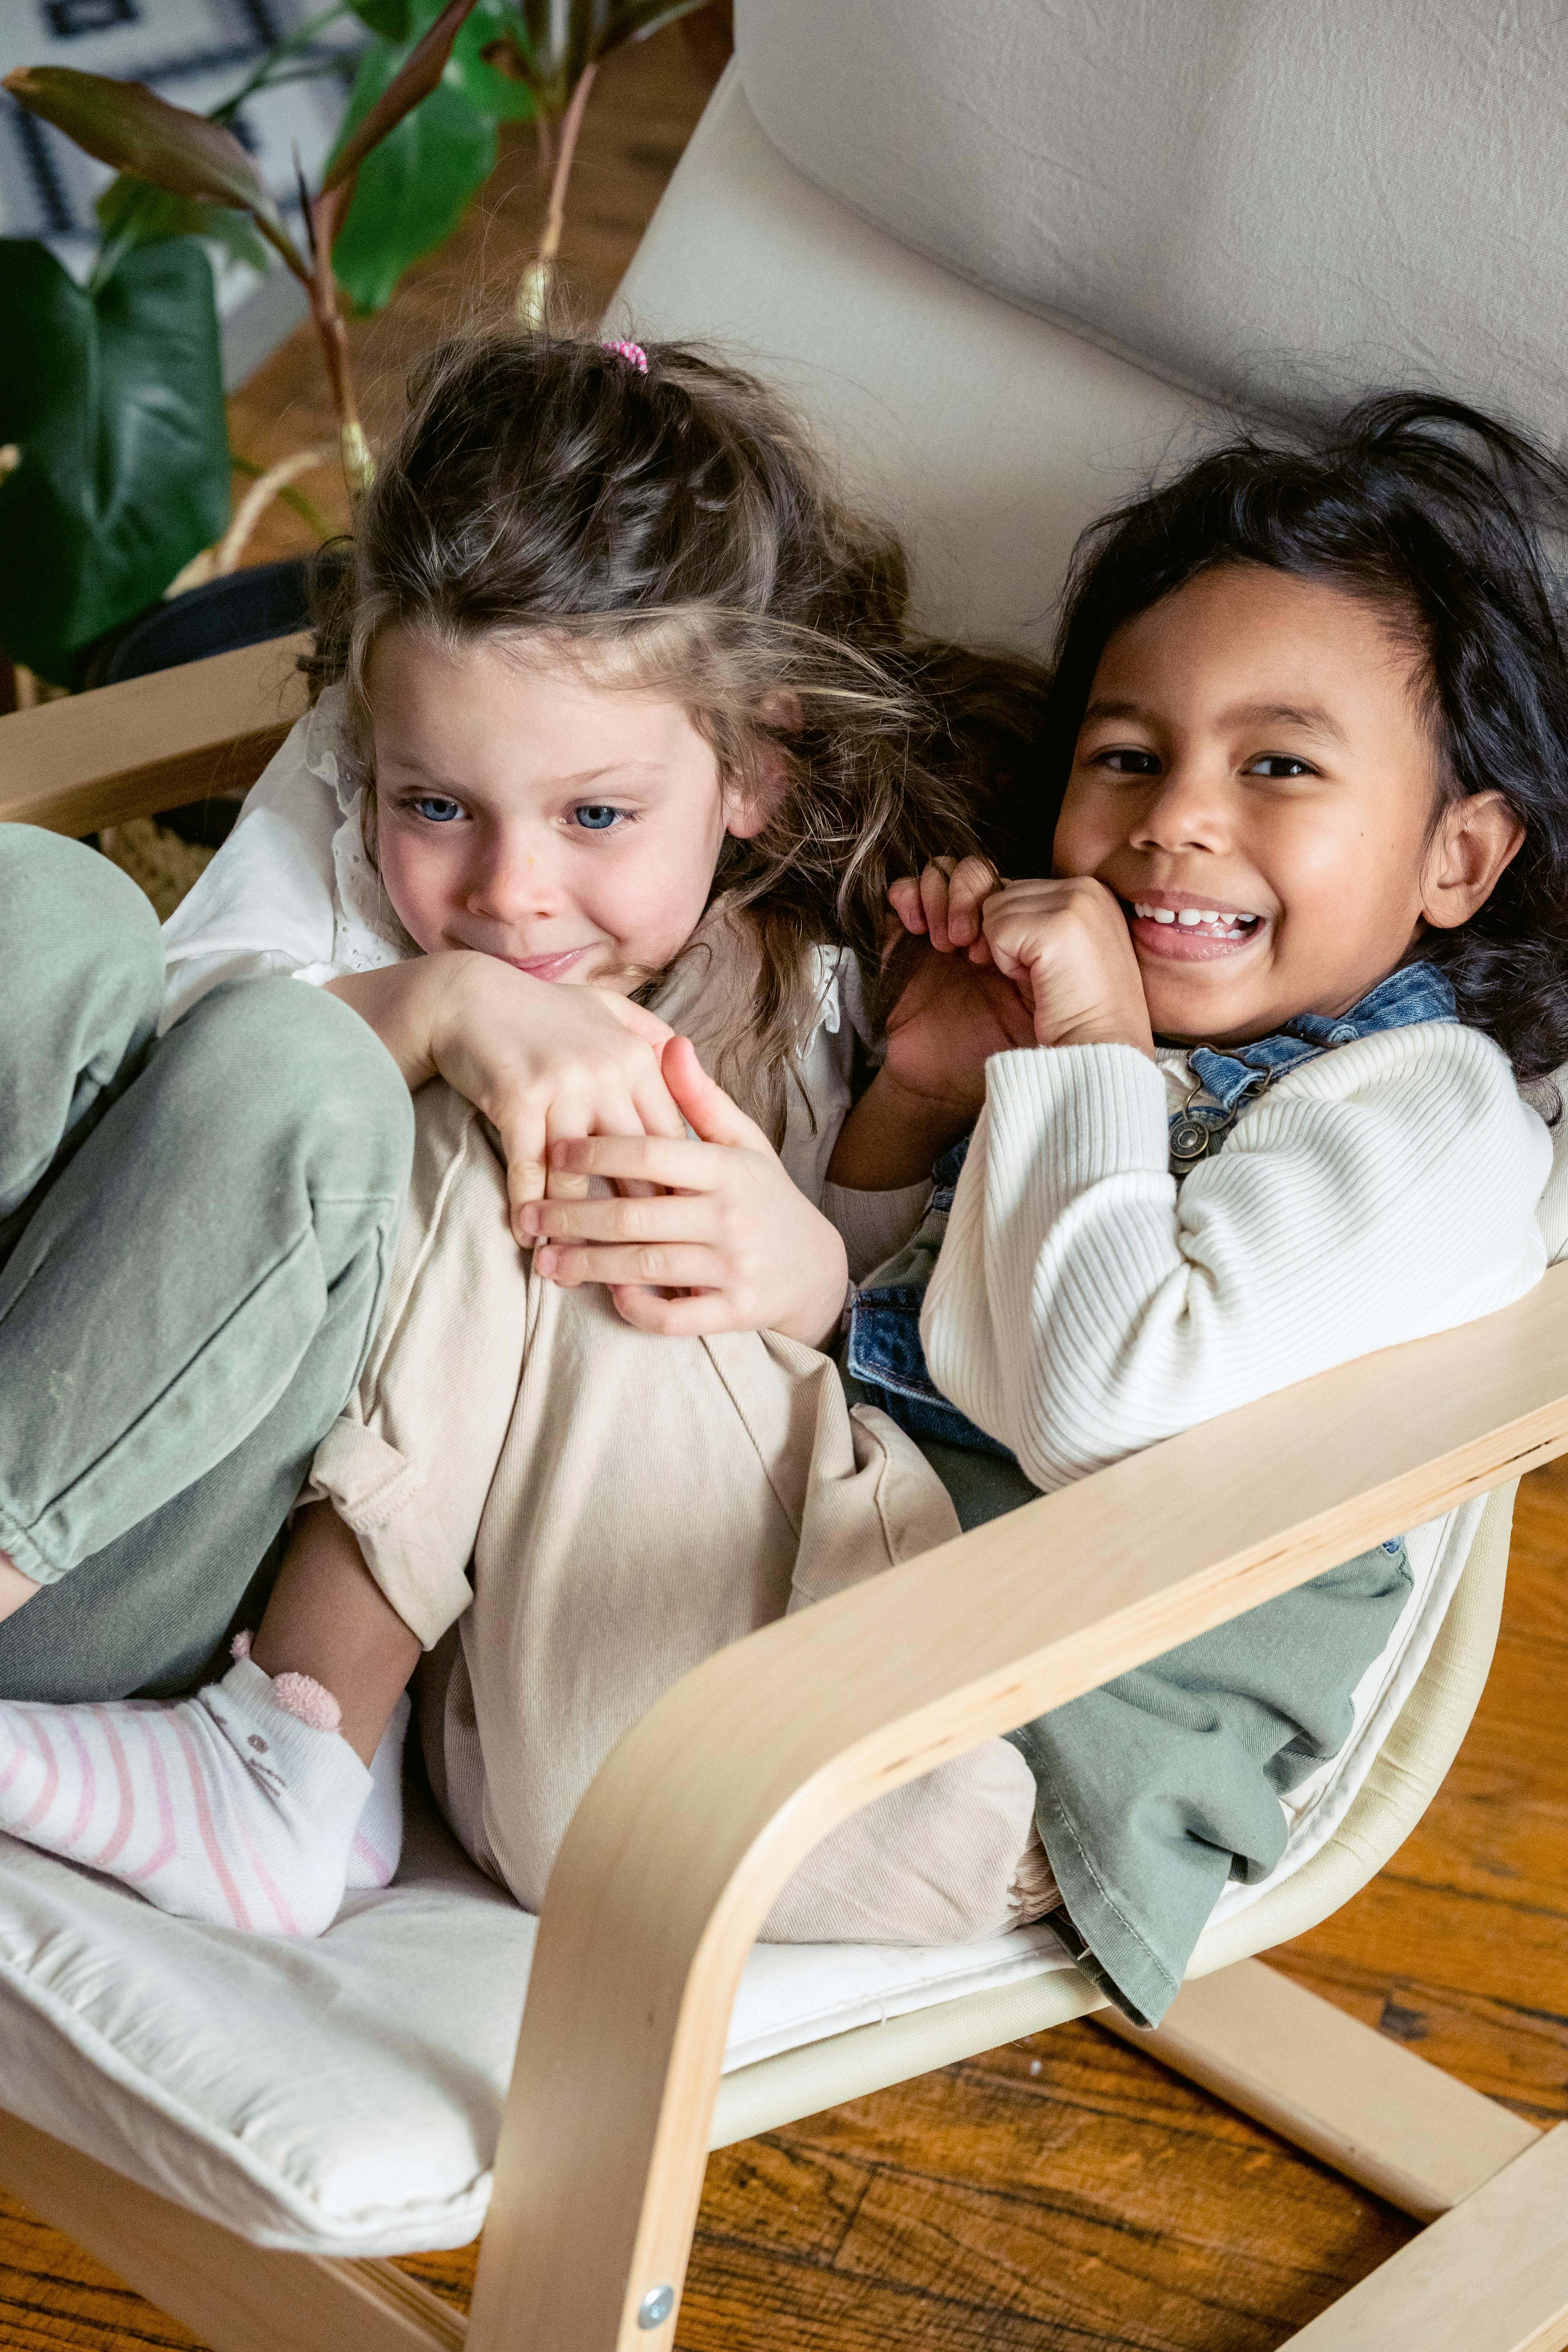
[
  {"left": 309, "top": 331, "right": 1045, "bottom": 1131},
  {"left": 1020, "top": 393, "right": 1568, "bottom": 1080}
]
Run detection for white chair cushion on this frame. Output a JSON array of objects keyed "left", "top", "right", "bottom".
[
  {"left": 0, "top": 1795, "right": 1076, "bottom": 2256},
  {"left": 734, "top": 0, "right": 1568, "bottom": 443},
  {"left": 0, "top": 1489, "right": 1491, "bottom": 2256}
]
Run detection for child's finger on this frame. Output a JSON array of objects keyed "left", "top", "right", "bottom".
[
  {"left": 630, "top": 1061, "right": 690, "bottom": 1142},
  {"left": 543, "top": 1081, "right": 652, "bottom": 1201},
  {"left": 540, "top": 1241, "right": 723, "bottom": 1290},
  {"left": 944, "top": 855, "right": 997, "bottom": 947},
  {"left": 520, "top": 1193, "right": 717, "bottom": 1245},
  {"left": 549, "top": 1131, "right": 722, "bottom": 1190},
  {"left": 500, "top": 1104, "right": 551, "bottom": 1223},
  {"left": 918, "top": 862, "right": 956, "bottom": 953},
  {"left": 887, "top": 875, "right": 928, "bottom": 934},
  {"left": 593, "top": 993, "right": 677, "bottom": 1050},
  {"left": 608, "top": 1283, "right": 737, "bottom": 1336},
  {"left": 661, "top": 1035, "right": 771, "bottom": 1152}
]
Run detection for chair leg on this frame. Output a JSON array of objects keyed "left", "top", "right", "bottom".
[
  {"left": 1098, "top": 1955, "right": 1539, "bottom": 2219},
  {"left": 1277, "top": 2124, "right": 1568, "bottom": 2351},
  {"left": 0, "top": 2109, "right": 463, "bottom": 2352}
]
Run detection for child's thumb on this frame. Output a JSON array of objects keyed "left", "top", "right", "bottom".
[{"left": 662, "top": 1034, "right": 766, "bottom": 1149}]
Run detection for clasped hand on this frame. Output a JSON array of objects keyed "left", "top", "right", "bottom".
[
  {"left": 826, "top": 860, "right": 1154, "bottom": 1192},
  {"left": 888, "top": 857, "right": 1154, "bottom": 1060},
  {"left": 516, "top": 1035, "right": 849, "bottom": 1348},
  {"left": 331, "top": 950, "right": 848, "bottom": 1345}
]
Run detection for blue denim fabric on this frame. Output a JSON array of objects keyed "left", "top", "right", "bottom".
[
  {"left": 847, "top": 962, "right": 1458, "bottom": 1461},
  {"left": 1182, "top": 959, "right": 1456, "bottom": 1137},
  {"left": 842, "top": 1143, "right": 1016, "bottom": 1453}
]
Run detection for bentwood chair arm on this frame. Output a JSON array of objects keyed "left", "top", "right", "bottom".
[{"left": 463, "top": 1261, "right": 1568, "bottom": 2350}]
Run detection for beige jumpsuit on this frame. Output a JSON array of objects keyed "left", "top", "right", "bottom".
[{"left": 308, "top": 1083, "right": 1052, "bottom": 1944}]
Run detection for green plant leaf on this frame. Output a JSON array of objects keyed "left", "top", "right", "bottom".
[
  {"left": 0, "top": 237, "right": 229, "bottom": 683},
  {"left": 96, "top": 173, "right": 272, "bottom": 273},
  {"left": 329, "top": 0, "right": 538, "bottom": 313},
  {"left": 320, "top": 0, "right": 481, "bottom": 193},
  {"left": 331, "top": 79, "right": 495, "bottom": 312},
  {"left": 347, "top": 0, "right": 412, "bottom": 35},
  {"left": 454, "top": 2, "right": 539, "bottom": 122},
  {"left": 6, "top": 66, "right": 273, "bottom": 218}
]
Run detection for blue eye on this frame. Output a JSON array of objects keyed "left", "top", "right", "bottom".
[
  {"left": 572, "top": 804, "right": 624, "bottom": 831},
  {"left": 410, "top": 795, "right": 464, "bottom": 823}
]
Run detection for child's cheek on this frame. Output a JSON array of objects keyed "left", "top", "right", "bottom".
[{"left": 377, "top": 829, "right": 447, "bottom": 955}]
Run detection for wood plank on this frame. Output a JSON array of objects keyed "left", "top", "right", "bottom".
[
  {"left": 783, "top": 2034, "right": 1409, "bottom": 2275},
  {"left": 1279, "top": 2125, "right": 1568, "bottom": 2351},
  {"left": 0, "top": 636, "right": 309, "bottom": 836},
  {"left": 1270, "top": 1956, "right": 1568, "bottom": 2125},
  {"left": 694, "top": 2022, "right": 1411, "bottom": 2351},
  {"left": 1098, "top": 1958, "right": 1539, "bottom": 2220},
  {"left": 0, "top": 2111, "right": 462, "bottom": 2352},
  {"left": 468, "top": 1264, "right": 1568, "bottom": 2352}
]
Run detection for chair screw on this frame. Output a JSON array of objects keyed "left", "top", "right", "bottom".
[{"left": 637, "top": 2283, "right": 675, "bottom": 2328}]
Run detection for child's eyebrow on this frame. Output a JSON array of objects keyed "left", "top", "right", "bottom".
[
  {"left": 1080, "top": 695, "right": 1347, "bottom": 746},
  {"left": 1225, "top": 699, "right": 1348, "bottom": 744}
]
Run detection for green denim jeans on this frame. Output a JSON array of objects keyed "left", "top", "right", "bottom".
[{"left": 0, "top": 827, "right": 413, "bottom": 1700}]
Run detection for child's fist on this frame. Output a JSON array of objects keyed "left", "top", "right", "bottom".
[{"left": 981, "top": 877, "right": 1155, "bottom": 1056}]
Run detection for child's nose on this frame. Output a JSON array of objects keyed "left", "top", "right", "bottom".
[
  {"left": 467, "top": 841, "right": 564, "bottom": 922},
  {"left": 1129, "top": 761, "right": 1232, "bottom": 854}
]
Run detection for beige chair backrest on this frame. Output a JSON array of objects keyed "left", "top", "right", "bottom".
[{"left": 618, "top": 0, "right": 1568, "bottom": 654}]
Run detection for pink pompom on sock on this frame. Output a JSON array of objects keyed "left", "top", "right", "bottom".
[{"left": 230, "top": 1633, "right": 341, "bottom": 1732}]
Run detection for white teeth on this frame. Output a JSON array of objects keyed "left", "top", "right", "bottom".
[{"left": 1133, "top": 901, "right": 1262, "bottom": 933}]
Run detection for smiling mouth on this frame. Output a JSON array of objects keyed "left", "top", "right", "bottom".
[
  {"left": 1126, "top": 899, "right": 1265, "bottom": 961},
  {"left": 499, "top": 946, "right": 593, "bottom": 982}
]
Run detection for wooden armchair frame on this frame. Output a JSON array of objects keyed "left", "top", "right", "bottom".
[{"left": 1, "top": 644, "right": 1565, "bottom": 2352}]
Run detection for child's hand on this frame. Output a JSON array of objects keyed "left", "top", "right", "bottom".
[
  {"left": 825, "top": 858, "right": 1035, "bottom": 1190},
  {"left": 332, "top": 952, "right": 688, "bottom": 1238},
  {"left": 516, "top": 1036, "right": 851, "bottom": 1348},
  {"left": 887, "top": 854, "right": 1002, "bottom": 960},
  {"left": 981, "top": 877, "right": 1155, "bottom": 1056},
  {"left": 882, "top": 857, "right": 1038, "bottom": 1120}
]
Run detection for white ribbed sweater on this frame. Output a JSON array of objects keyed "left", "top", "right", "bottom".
[{"left": 920, "top": 1025, "right": 1552, "bottom": 1494}]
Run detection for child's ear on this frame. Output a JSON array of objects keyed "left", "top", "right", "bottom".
[
  {"left": 723, "top": 748, "right": 783, "bottom": 840},
  {"left": 723, "top": 695, "right": 802, "bottom": 841},
  {"left": 1420, "top": 789, "right": 1525, "bottom": 930}
]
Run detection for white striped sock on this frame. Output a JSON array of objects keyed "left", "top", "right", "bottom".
[
  {"left": 0, "top": 1658, "right": 371, "bottom": 1936},
  {"left": 345, "top": 1695, "right": 409, "bottom": 1891}
]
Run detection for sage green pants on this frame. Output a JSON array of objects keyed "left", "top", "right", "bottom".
[{"left": 0, "top": 827, "right": 413, "bottom": 1700}]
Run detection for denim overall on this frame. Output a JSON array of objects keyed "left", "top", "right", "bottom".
[{"left": 837, "top": 962, "right": 1456, "bottom": 2022}]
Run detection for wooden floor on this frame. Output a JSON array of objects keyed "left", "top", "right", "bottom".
[{"left": 2, "top": 1449, "right": 1563, "bottom": 2351}]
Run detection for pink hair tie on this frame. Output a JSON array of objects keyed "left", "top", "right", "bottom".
[{"left": 602, "top": 338, "right": 648, "bottom": 374}]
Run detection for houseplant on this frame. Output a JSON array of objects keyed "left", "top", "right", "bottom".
[{"left": 1, "top": 0, "right": 708, "bottom": 689}]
